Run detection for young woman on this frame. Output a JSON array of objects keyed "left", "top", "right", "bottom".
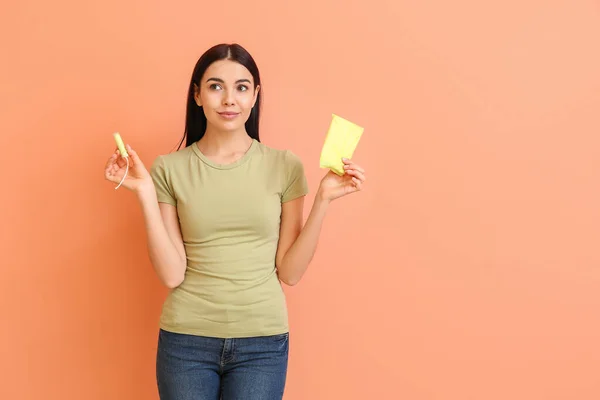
[{"left": 104, "top": 43, "right": 366, "bottom": 400}]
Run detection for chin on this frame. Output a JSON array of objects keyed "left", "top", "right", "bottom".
[
  {"left": 208, "top": 115, "right": 248, "bottom": 132},
  {"left": 219, "top": 121, "right": 245, "bottom": 132}
]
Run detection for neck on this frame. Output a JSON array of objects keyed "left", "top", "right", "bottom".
[{"left": 199, "top": 126, "right": 253, "bottom": 155}]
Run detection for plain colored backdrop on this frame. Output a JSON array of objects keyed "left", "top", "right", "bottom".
[{"left": 2, "top": 0, "right": 600, "bottom": 399}]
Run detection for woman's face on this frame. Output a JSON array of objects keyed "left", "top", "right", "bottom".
[{"left": 194, "top": 59, "right": 260, "bottom": 133}]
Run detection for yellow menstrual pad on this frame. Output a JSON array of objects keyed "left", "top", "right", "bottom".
[{"left": 319, "top": 114, "right": 364, "bottom": 175}]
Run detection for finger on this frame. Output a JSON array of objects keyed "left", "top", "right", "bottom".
[
  {"left": 345, "top": 168, "right": 366, "bottom": 182},
  {"left": 343, "top": 160, "right": 365, "bottom": 174},
  {"left": 116, "top": 156, "right": 127, "bottom": 169},
  {"left": 106, "top": 162, "right": 116, "bottom": 175},
  {"left": 111, "top": 163, "right": 121, "bottom": 175},
  {"left": 105, "top": 167, "right": 118, "bottom": 182},
  {"left": 126, "top": 145, "right": 144, "bottom": 167},
  {"left": 351, "top": 177, "right": 363, "bottom": 191},
  {"left": 105, "top": 171, "right": 115, "bottom": 182},
  {"left": 105, "top": 153, "right": 118, "bottom": 170},
  {"left": 107, "top": 158, "right": 125, "bottom": 177},
  {"left": 105, "top": 162, "right": 125, "bottom": 181},
  {"left": 105, "top": 158, "right": 119, "bottom": 176}
]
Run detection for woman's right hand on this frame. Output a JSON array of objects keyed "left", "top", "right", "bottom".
[{"left": 104, "top": 144, "right": 153, "bottom": 192}]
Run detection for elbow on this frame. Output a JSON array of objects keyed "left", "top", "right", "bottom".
[
  {"left": 276, "top": 259, "right": 306, "bottom": 286},
  {"left": 163, "top": 268, "right": 185, "bottom": 289},
  {"left": 164, "top": 275, "right": 184, "bottom": 289},
  {"left": 153, "top": 256, "right": 186, "bottom": 289},
  {"left": 280, "top": 277, "right": 300, "bottom": 286},
  {"left": 278, "top": 270, "right": 301, "bottom": 287}
]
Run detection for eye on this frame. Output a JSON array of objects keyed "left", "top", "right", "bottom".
[
  {"left": 238, "top": 85, "right": 249, "bottom": 92},
  {"left": 209, "top": 83, "right": 222, "bottom": 90}
]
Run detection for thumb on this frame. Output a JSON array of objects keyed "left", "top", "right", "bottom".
[{"left": 126, "top": 144, "right": 145, "bottom": 167}]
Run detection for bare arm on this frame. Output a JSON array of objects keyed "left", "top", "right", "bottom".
[
  {"left": 137, "top": 185, "right": 187, "bottom": 288},
  {"left": 276, "top": 195, "right": 329, "bottom": 286},
  {"left": 275, "top": 158, "right": 367, "bottom": 286},
  {"left": 105, "top": 145, "right": 186, "bottom": 289}
]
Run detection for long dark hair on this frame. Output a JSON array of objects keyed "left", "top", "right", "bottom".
[{"left": 176, "top": 43, "right": 262, "bottom": 150}]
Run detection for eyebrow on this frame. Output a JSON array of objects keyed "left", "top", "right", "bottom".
[{"left": 206, "top": 77, "right": 252, "bottom": 84}]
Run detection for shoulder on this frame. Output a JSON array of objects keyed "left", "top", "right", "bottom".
[
  {"left": 257, "top": 142, "right": 309, "bottom": 200},
  {"left": 255, "top": 141, "right": 304, "bottom": 169},
  {"left": 150, "top": 144, "right": 194, "bottom": 172}
]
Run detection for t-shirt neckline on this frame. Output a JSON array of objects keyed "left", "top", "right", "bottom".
[{"left": 192, "top": 138, "right": 258, "bottom": 170}]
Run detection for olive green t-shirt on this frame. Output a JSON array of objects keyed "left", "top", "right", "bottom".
[{"left": 149, "top": 139, "right": 308, "bottom": 338}]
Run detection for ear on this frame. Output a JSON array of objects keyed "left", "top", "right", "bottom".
[
  {"left": 252, "top": 85, "right": 260, "bottom": 108},
  {"left": 193, "top": 83, "right": 202, "bottom": 107}
]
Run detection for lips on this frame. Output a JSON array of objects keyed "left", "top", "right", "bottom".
[{"left": 217, "top": 111, "right": 240, "bottom": 120}]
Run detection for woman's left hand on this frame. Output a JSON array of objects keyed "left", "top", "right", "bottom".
[{"left": 317, "top": 158, "right": 367, "bottom": 203}]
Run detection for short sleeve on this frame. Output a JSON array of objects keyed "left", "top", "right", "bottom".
[
  {"left": 282, "top": 150, "right": 309, "bottom": 203},
  {"left": 150, "top": 156, "right": 177, "bottom": 206}
]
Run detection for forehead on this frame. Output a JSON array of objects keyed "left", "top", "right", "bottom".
[{"left": 203, "top": 59, "right": 253, "bottom": 82}]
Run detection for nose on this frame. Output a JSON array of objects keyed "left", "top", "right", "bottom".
[{"left": 222, "top": 88, "right": 236, "bottom": 106}]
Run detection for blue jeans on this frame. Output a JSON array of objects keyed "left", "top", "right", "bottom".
[{"left": 156, "top": 329, "right": 289, "bottom": 400}]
